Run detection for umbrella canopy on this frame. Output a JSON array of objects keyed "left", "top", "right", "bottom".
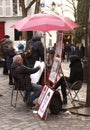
[{"left": 11, "top": 12, "right": 79, "bottom": 32}]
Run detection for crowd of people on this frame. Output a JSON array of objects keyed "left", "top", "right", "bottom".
[
  {"left": 62, "top": 41, "right": 85, "bottom": 62},
  {"left": 0, "top": 34, "right": 44, "bottom": 107},
  {"left": 0, "top": 35, "right": 84, "bottom": 110}
]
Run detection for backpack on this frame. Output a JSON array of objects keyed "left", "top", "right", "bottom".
[
  {"left": 49, "top": 91, "right": 62, "bottom": 115},
  {"left": 23, "top": 40, "right": 34, "bottom": 58}
]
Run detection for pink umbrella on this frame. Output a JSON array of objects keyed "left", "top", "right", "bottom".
[
  {"left": 11, "top": 12, "right": 79, "bottom": 32},
  {"left": 11, "top": 12, "right": 79, "bottom": 83}
]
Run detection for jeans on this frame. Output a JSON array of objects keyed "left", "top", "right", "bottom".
[
  {"left": 27, "top": 83, "right": 41, "bottom": 102},
  {"left": 66, "top": 52, "right": 71, "bottom": 61}
]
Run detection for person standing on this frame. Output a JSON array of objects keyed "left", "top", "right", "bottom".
[
  {"left": 24, "top": 36, "right": 44, "bottom": 68},
  {"left": 23, "top": 36, "right": 44, "bottom": 84},
  {"left": 64, "top": 42, "right": 71, "bottom": 61},
  {"left": 5, "top": 40, "right": 16, "bottom": 85},
  {"left": 0, "top": 35, "right": 10, "bottom": 75},
  {"left": 80, "top": 43, "right": 85, "bottom": 60}
]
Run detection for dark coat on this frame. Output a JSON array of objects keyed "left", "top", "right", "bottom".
[
  {"left": 5, "top": 48, "right": 16, "bottom": 70},
  {"left": 74, "top": 47, "right": 81, "bottom": 58},
  {"left": 11, "top": 62, "right": 40, "bottom": 90},
  {"left": 68, "top": 59, "right": 83, "bottom": 84},
  {"left": 24, "top": 37, "right": 44, "bottom": 68}
]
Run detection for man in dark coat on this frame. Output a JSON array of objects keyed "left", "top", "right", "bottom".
[
  {"left": 0, "top": 35, "right": 11, "bottom": 75},
  {"left": 5, "top": 41, "right": 16, "bottom": 85},
  {"left": 24, "top": 36, "right": 44, "bottom": 68},
  {"left": 11, "top": 55, "right": 41, "bottom": 107},
  {"left": 53, "top": 55, "right": 83, "bottom": 104}
]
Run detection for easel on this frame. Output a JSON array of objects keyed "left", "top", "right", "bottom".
[
  {"left": 38, "top": 32, "right": 79, "bottom": 120},
  {"left": 37, "top": 85, "right": 54, "bottom": 120},
  {"left": 42, "top": 63, "right": 79, "bottom": 120},
  {"left": 60, "top": 66, "right": 79, "bottom": 113}
]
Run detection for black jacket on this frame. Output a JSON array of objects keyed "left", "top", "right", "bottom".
[
  {"left": 68, "top": 60, "right": 83, "bottom": 84},
  {"left": 24, "top": 36, "right": 44, "bottom": 68},
  {"left": 11, "top": 62, "right": 40, "bottom": 90}
]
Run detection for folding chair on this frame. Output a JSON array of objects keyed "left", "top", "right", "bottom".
[
  {"left": 11, "top": 78, "right": 25, "bottom": 107},
  {"left": 70, "top": 80, "right": 82, "bottom": 101}
]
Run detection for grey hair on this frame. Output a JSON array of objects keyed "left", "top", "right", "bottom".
[{"left": 13, "top": 55, "right": 22, "bottom": 62}]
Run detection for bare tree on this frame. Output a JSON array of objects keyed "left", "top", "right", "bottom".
[
  {"left": 63, "top": 0, "right": 78, "bottom": 22},
  {"left": 19, "top": 0, "right": 37, "bottom": 17},
  {"left": 19, "top": 0, "right": 38, "bottom": 40},
  {"left": 85, "top": 0, "right": 90, "bottom": 107},
  {"left": 48, "top": 0, "right": 78, "bottom": 21}
]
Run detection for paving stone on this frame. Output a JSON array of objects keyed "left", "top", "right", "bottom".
[{"left": 0, "top": 62, "right": 90, "bottom": 130}]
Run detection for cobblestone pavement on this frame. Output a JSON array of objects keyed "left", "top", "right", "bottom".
[{"left": 0, "top": 61, "right": 90, "bottom": 130}]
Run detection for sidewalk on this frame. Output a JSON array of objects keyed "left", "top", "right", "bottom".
[{"left": 0, "top": 62, "right": 90, "bottom": 130}]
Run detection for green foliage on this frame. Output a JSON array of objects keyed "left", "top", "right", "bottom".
[
  {"left": 73, "top": 28, "right": 84, "bottom": 43},
  {"left": 74, "top": 0, "right": 86, "bottom": 43},
  {"left": 77, "top": 0, "right": 85, "bottom": 26}
]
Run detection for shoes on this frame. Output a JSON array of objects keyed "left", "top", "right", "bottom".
[
  {"left": 26, "top": 101, "right": 36, "bottom": 107},
  {"left": 9, "top": 82, "right": 14, "bottom": 85}
]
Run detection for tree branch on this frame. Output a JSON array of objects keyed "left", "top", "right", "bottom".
[{"left": 26, "top": 0, "right": 37, "bottom": 11}]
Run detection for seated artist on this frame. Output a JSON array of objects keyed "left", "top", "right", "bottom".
[
  {"left": 11, "top": 55, "right": 41, "bottom": 107},
  {"left": 53, "top": 55, "right": 83, "bottom": 104}
]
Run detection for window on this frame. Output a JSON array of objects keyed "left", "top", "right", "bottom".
[
  {"left": 0, "top": 0, "right": 22, "bottom": 17},
  {"left": 13, "top": 0, "right": 17, "bottom": 15},
  {"left": 0, "top": 0, "right": 11, "bottom": 16},
  {"left": 13, "top": 0, "right": 22, "bottom": 16}
]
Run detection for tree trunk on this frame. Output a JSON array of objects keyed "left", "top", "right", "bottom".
[
  {"left": 86, "top": 1, "right": 90, "bottom": 106},
  {"left": 19, "top": 0, "right": 37, "bottom": 41},
  {"left": 35, "top": 0, "right": 40, "bottom": 14},
  {"left": 86, "top": 16, "right": 90, "bottom": 106},
  {"left": 86, "top": 48, "right": 90, "bottom": 106}
]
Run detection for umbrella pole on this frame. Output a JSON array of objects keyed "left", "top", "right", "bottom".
[{"left": 43, "top": 32, "right": 46, "bottom": 84}]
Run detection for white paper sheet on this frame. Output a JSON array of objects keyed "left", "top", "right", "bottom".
[{"left": 30, "top": 61, "right": 45, "bottom": 84}]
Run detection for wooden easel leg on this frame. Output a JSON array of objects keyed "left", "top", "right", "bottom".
[{"left": 43, "top": 107, "right": 50, "bottom": 120}]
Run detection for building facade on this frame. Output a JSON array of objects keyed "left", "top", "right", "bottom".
[
  {"left": 0, "top": 0, "right": 35, "bottom": 41},
  {"left": 0, "top": 0, "right": 23, "bottom": 40}
]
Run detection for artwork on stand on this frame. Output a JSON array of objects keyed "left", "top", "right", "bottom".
[
  {"left": 49, "top": 56, "right": 61, "bottom": 84},
  {"left": 38, "top": 85, "right": 48, "bottom": 106},
  {"left": 37, "top": 85, "right": 54, "bottom": 119},
  {"left": 49, "top": 31, "right": 63, "bottom": 84},
  {"left": 55, "top": 31, "right": 63, "bottom": 56}
]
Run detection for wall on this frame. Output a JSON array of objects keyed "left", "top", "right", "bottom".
[{"left": 0, "top": 17, "right": 22, "bottom": 41}]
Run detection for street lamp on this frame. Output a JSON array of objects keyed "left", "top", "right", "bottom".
[{"left": 51, "top": 1, "right": 56, "bottom": 11}]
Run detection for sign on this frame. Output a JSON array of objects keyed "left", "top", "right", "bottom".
[
  {"left": 38, "top": 85, "right": 48, "bottom": 106},
  {"left": 37, "top": 85, "right": 54, "bottom": 119}
]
